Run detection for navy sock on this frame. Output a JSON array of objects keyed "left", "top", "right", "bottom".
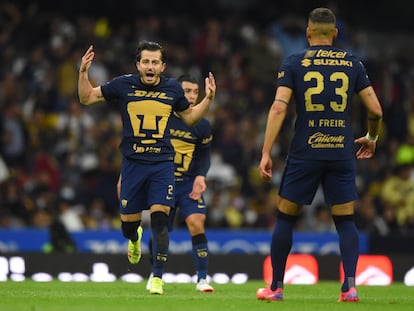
[
  {"left": 333, "top": 215, "right": 359, "bottom": 292},
  {"left": 151, "top": 212, "right": 169, "bottom": 278},
  {"left": 191, "top": 234, "right": 208, "bottom": 281},
  {"left": 121, "top": 221, "right": 141, "bottom": 241},
  {"left": 270, "top": 211, "right": 297, "bottom": 291}
]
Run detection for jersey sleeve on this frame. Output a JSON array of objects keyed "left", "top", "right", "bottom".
[
  {"left": 171, "top": 79, "right": 190, "bottom": 112},
  {"left": 354, "top": 60, "right": 372, "bottom": 93},
  {"left": 100, "top": 75, "right": 125, "bottom": 101},
  {"left": 194, "top": 120, "right": 212, "bottom": 177},
  {"left": 276, "top": 55, "right": 295, "bottom": 89}
]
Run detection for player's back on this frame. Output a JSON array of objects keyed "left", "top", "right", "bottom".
[{"left": 278, "top": 46, "right": 371, "bottom": 160}]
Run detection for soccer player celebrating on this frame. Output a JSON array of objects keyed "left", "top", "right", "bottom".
[
  {"left": 146, "top": 74, "right": 214, "bottom": 292},
  {"left": 78, "top": 40, "right": 216, "bottom": 295},
  {"left": 257, "top": 8, "right": 382, "bottom": 302}
]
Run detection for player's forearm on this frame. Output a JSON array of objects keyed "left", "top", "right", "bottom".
[
  {"left": 262, "top": 103, "right": 286, "bottom": 154},
  {"left": 262, "top": 126, "right": 280, "bottom": 155},
  {"left": 367, "top": 112, "right": 382, "bottom": 140},
  {"left": 359, "top": 86, "right": 383, "bottom": 139},
  {"left": 183, "top": 96, "right": 213, "bottom": 126},
  {"left": 195, "top": 151, "right": 211, "bottom": 177},
  {"left": 78, "top": 71, "right": 95, "bottom": 104},
  {"left": 78, "top": 71, "right": 105, "bottom": 105}
]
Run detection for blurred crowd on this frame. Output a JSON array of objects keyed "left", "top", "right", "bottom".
[{"left": 1, "top": 1, "right": 414, "bottom": 236}]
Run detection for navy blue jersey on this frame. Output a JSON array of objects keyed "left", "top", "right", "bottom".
[
  {"left": 277, "top": 45, "right": 372, "bottom": 160},
  {"left": 168, "top": 114, "right": 212, "bottom": 180},
  {"left": 101, "top": 74, "right": 189, "bottom": 163}
]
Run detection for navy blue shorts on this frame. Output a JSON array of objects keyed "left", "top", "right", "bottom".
[
  {"left": 279, "top": 157, "right": 357, "bottom": 205},
  {"left": 119, "top": 158, "right": 175, "bottom": 214},
  {"left": 175, "top": 179, "right": 207, "bottom": 220}
]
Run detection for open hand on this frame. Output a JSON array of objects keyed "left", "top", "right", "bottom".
[{"left": 80, "top": 45, "right": 95, "bottom": 73}]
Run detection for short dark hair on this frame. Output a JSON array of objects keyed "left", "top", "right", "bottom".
[
  {"left": 309, "top": 8, "right": 336, "bottom": 24},
  {"left": 135, "top": 40, "right": 166, "bottom": 62},
  {"left": 177, "top": 74, "right": 199, "bottom": 85}
]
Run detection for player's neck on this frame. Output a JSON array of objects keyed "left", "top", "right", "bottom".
[{"left": 309, "top": 38, "right": 333, "bottom": 47}]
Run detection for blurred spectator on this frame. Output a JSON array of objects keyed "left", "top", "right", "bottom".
[
  {"left": 56, "top": 184, "right": 85, "bottom": 232},
  {"left": 43, "top": 219, "right": 77, "bottom": 253},
  {"left": 355, "top": 193, "right": 390, "bottom": 236},
  {"left": 0, "top": 102, "right": 27, "bottom": 168},
  {"left": 380, "top": 164, "right": 414, "bottom": 230},
  {"left": 269, "top": 14, "right": 308, "bottom": 57},
  {"left": 309, "top": 204, "right": 336, "bottom": 233}
]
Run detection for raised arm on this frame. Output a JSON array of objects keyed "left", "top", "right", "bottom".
[
  {"left": 177, "top": 72, "right": 216, "bottom": 126},
  {"left": 78, "top": 45, "right": 105, "bottom": 105}
]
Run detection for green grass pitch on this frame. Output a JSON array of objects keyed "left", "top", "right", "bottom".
[{"left": 0, "top": 280, "right": 413, "bottom": 311}]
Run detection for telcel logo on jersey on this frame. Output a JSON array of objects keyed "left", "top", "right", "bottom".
[
  {"left": 302, "top": 49, "right": 352, "bottom": 67},
  {"left": 315, "top": 49, "right": 347, "bottom": 58}
]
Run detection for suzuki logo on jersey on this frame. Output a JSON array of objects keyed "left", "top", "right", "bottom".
[
  {"left": 301, "top": 59, "right": 312, "bottom": 67},
  {"left": 313, "top": 59, "right": 352, "bottom": 67},
  {"left": 130, "top": 90, "right": 173, "bottom": 100},
  {"left": 302, "top": 58, "right": 352, "bottom": 67},
  {"left": 170, "top": 129, "right": 195, "bottom": 139}
]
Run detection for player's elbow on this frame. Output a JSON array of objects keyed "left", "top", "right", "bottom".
[
  {"left": 270, "top": 102, "right": 287, "bottom": 117},
  {"left": 78, "top": 90, "right": 92, "bottom": 105},
  {"left": 78, "top": 95, "right": 89, "bottom": 105},
  {"left": 78, "top": 93, "right": 100, "bottom": 106},
  {"left": 179, "top": 110, "right": 200, "bottom": 126}
]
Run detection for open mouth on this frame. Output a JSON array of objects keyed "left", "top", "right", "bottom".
[{"left": 145, "top": 72, "right": 155, "bottom": 81}]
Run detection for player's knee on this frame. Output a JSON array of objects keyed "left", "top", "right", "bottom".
[
  {"left": 187, "top": 221, "right": 204, "bottom": 235},
  {"left": 121, "top": 221, "right": 140, "bottom": 241},
  {"left": 186, "top": 214, "right": 205, "bottom": 234},
  {"left": 331, "top": 202, "right": 354, "bottom": 215}
]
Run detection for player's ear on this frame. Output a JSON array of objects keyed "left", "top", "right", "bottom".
[
  {"left": 161, "top": 63, "right": 166, "bottom": 73},
  {"left": 306, "top": 26, "right": 311, "bottom": 39},
  {"left": 333, "top": 28, "right": 338, "bottom": 39}
]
